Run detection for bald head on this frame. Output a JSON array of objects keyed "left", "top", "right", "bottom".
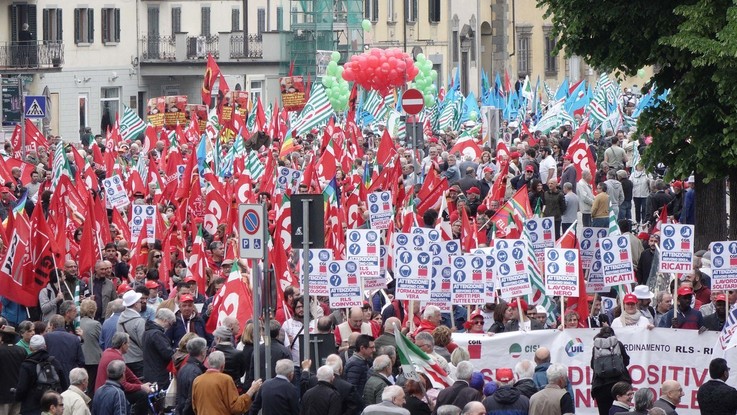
[
  {"left": 348, "top": 306, "right": 364, "bottom": 329},
  {"left": 384, "top": 317, "right": 401, "bottom": 334},
  {"left": 534, "top": 347, "right": 550, "bottom": 364},
  {"left": 326, "top": 354, "right": 343, "bottom": 375},
  {"left": 661, "top": 380, "right": 680, "bottom": 393}
]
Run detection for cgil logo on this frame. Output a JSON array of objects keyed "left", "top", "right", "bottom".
[
  {"left": 565, "top": 338, "right": 585, "bottom": 357},
  {"left": 509, "top": 343, "right": 522, "bottom": 358}
]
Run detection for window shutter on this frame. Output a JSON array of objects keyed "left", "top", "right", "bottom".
[
  {"left": 57, "top": 9, "right": 63, "bottom": 41},
  {"left": 277, "top": 7, "right": 283, "bottom": 31},
  {"left": 404, "top": 0, "right": 408, "bottom": 23},
  {"left": 365, "top": 0, "right": 370, "bottom": 19},
  {"left": 172, "top": 8, "right": 181, "bottom": 34},
  {"left": 28, "top": 5, "right": 37, "bottom": 40},
  {"left": 372, "top": 0, "right": 378, "bottom": 22},
  {"left": 43, "top": 9, "right": 49, "bottom": 42},
  {"left": 10, "top": 5, "right": 18, "bottom": 42},
  {"left": 115, "top": 9, "right": 120, "bottom": 42},
  {"left": 232, "top": 9, "right": 239, "bottom": 31},
  {"left": 88, "top": 8, "right": 94, "bottom": 43},
  {"left": 74, "top": 8, "right": 80, "bottom": 44},
  {"left": 101, "top": 8, "right": 108, "bottom": 43}
]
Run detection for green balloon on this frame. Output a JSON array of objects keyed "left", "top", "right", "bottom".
[
  {"left": 331, "top": 51, "right": 341, "bottom": 62},
  {"left": 424, "top": 96, "right": 434, "bottom": 107},
  {"left": 416, "top": 53, "right": 426, "bottom": 62},
  {"left": 430, "top": 70, "right": 438, "bottom": 81},
  {"left": 362, "top": 19, "right": 371, "bottom": 31}
]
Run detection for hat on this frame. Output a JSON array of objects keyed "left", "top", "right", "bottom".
[
  {"left": 623, "top": 294, "right": 638, "bottom": 304},
  {"left": 467, "top": 187, "right": 480, "bottom": 195},
  {"left": 509, "top": 151, "right": 521, "bottom": 159},
  {"left": 476, "top": 205, "right": 487, "bottom": 214},
  {"left": 483, "top": 381, "right": 498, "bottom": 397},
  {"left": 117, "top": 283, "right": 131, "bottom": 296},
  {"left": 495, "top": 368, "right": 515, "bottom": 383},
  {"left": 470, "top": 372, "right": 485, "bottom": 390},
  {"left": 469, "top": 309, "right": 483, "bottom": 320},
  {"left": 563, "top": 155, "right": 573, "bottom": 161},
  {"left": 508, "top": 121, "right": 519, "bottom": 129},
  {"left": 122, "top": 290, "right": 142, "bottom": 307},
  {"left": 145, "top": 280, "right": 159, "bottom": 290},
  {"left": 483, "top": 167, "right": 494, "bottom": 174},
  {"left": 525, "top": 165, "right": 535, "bottom": 172},
  {"left": 184, "top": 276, "right": 197, "bottom": 284},
  {"left": 449, "top": 184, "right": 462, "bottom": 192},
  {"left": 633, "top": 285, "right": 653, "bottom": 300},
  {"left": 688, "top": 175, "right": 695, "bottom": 183},
  {"left": 509, "top": 298, "right": 528, "bottom": 312},
  {"left": 677, "top": 286, "right": 694, "bottom": 296},
  {"left": 213, "top": 326, "right": 233, "bottom": 340},
  {"left": 30, "top": 334, "right": 46, "bottom": 350},
  {"left": 535, "top": 305, "right": 547, "bottom": 315},
  {"left": 0, "top": 325, "right": 16, "bottom": 334},
  {"left": 0, "top": 187, "right": 10, "bottom": 194},
  {"left": 179, "top": 294, "right": 195, "bottom": 303},
  {"left": 716, "top": 293, "right": 727, "bottom": 302},
  {"left": 672, "top": 181, "right": 683, "bottom": 189}
]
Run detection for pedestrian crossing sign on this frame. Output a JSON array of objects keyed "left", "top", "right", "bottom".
[{"left": 24, "top": 96, "right": 46, "bottom": 118}]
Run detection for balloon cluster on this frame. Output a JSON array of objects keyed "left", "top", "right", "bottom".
[
  {"left": 410, "top": 53, "right": 438, "bottom": 107},
  {"left": 342, "top": 48, "right": 419, "bottom": 96},
  {"left": 322, "top": 51, "right": 350, "bottom": 112}
]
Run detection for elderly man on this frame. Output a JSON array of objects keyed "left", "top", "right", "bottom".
[
  {"left": 653, "top": 380, "right": 684, "bottom": 415},
  {"left": 100, "top": 299, "right": 124, "bottom": 350},
  {"left": 92, "top": 360, "right": 130, "bottom": 415},
  {"left": 411, "top": 305, "right": 442, "bottom": 339},
  {"left": 167, "top": 293, "right": 212, "bottom": 348},
  {"left": 45, "top": 314, "right": 85, "bottom": 386},
  {"left": 577, "top": 169, "right": 595, "bottom": 226},
  {"left": 61, "top": 368, "right": 91, "bottom": 415},
  {"left": 16, "top": 335, "right": 69, "bottom": 415},
  {"left": 513, "top": 360, "right": 538, "bottom": 399},
  {"left": 212, "top": 325, "right": 248, "bottom": 387},
  {"left": 529, "top": 363, "right": 575, "bottom": 414},
  {"left": 193, "top": 351, "right": 262, "bottom": 414},
  {"left": 90, "top": 260, "right": 115, "bottom": 321},
  {"left": 435, "top": 361, "right": 482, "bottom": 410},
  {"left": 96, "top": 332, "right": 151, "bottom": 415},
  {"left": 362, "top": 385, "right": 410, "bottom": 415},
  {"left": 299, "top": 354, "right": 362, "bottom": 415},
  {"left": 251, "top": 358, "right": 299, "bottom": 415},
  {"left": 60, "top": 260, "right": 89, "bottom": 303},
  {"left": 335, "top": 306, "right": 374, "bottom": 351},
  {"left": 117, "top": 290, "right": 146, "bottom": 379},
  {"left": 301, "top": 365, "right": 342, "bottom": 415},
  {"left": 363, "top": 355, "right": 394, "bottom": 405},
  {"left": 175, "top": 337, "right": 208, "bottom": 415},
  {"left": 143, "top": 308, "right": 176, "bottom": 389},
  {"left": 483, "top": 367, "right": 530, "bottom": 414}
]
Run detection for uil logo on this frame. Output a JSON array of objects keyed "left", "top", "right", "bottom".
[{"left": 565, "top": 338, "right": 585, "bottom": 357}]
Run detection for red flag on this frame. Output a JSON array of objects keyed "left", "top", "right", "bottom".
[
  {"left": 202, "top": 53, "right": 222, "bottom": 105},
  {"left": 460, "top": 207, "right": 478, "bottom": 253},
  {"left": 0, "top": 212, "right": 38, "bottom": 306},
  {"left": 203, "top": 189, "right": 228, "bottom": 236},
  {"left": 112, "top": 208, "right": 131, "bottom": 243},
  {"left": 316, "top": 141, "right": 337, "bottom": 184},
  {"left": 490, "top": 186, "right": 533, "bottom": 239},
  {"left": 416, "top": 178, "right": 449, "bottom": 216},
  {"left": 187, "top": 225, "right": 208, "bottom": 295},
  {"left": 78, "top": 194, "right": 101, "bottom": 279},
  {"left": 205, "top": 267, "right": 253, "bottom": 334},
  {"left": 376, "top": 130, "right": 397, "bottom": 167},
  {"left": 29, "top": 203, "right": 62, "bottom": 288}
]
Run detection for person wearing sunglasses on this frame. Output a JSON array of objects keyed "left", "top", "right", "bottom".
[{"left": 464, "top": 309, "right": 486, "bottom": 334}]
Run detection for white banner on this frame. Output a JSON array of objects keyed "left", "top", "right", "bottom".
[
  {"left": 451, "top": 255, "right": 486, "bottom": 305},
  {"left": 580, "top": 227, "right": 607, "bottom": 270},
  {"left": 367, "top": 191, "right": 394, "bottom": 229},
  {"left": 299, "top": 249, "right": 332, "bottom": 296},
  {"left": 600, "top": 235, "right": 635, "bottom": 286},
  {"left": 130, "top": 204, "right": 156, "bottom": 241},
  {"left": 394, "top": 250, "right": 431, "bottom": 301},
  {"left": 710, "top": 241, "right": 737, "bottom": 290},
  {"left": 494, "top": 239, "right": 532, "bottom": 299},
  {"left": 453, "top": 328, "right": 737, "bottom": 415},
  {"left": 659, "top": 224, "right": 694, "bottom": 272}
]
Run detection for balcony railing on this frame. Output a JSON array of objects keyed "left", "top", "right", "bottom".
[
  {"left": 0, "top": 41, "right": 64, "bottom": 69},
  {"left": 186, "top": 35, "right": 219, "bottom": 60},
  {"left": 139, "top": 35, "right": 176, "bottom": 61},
  {"left": 230, "top": 34, "right": 264, "bottom": 59}
]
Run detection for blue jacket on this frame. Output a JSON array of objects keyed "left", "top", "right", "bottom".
[
  {"left": 680, "top": 188, "right": 695, "bottom": 224},
  {"left": 344, "top": 354, "right": 371, "bottom": 396},
  {"left": 91, "top": 380, "right": 130, "bottom": 415},
  {"left": 1, "top": 297, "right": 27, "bottom": 326},
  {"left": 166, "top": 311, "right": 212, "bottom": 348},
  {"left": 533, "top": 362, "right": 574, "bottom": 398},
  {"left": 100, "top": 312, "right": 121, "bottom": 350}
]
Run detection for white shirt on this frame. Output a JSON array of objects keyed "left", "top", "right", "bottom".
[
  {"left": 540, "top": 155, "right": 557, "bottom": 184},
  {"left": 281, "top": 318, "right": 304, "bottom": 364}
]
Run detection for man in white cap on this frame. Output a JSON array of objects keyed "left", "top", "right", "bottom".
[
  {"left": 16, "top": 335, "right": 68, "bottom": 414},
  {"left": 117, "top": 290, "right": 146, "bottom": 378},
  {"left": 533, "top": 305, "right": 550, "bottom": 329},
  {"left": 633, "top": 285, "right": 656, "bottom": 324}
]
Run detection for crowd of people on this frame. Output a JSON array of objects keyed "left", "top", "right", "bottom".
[{"left": 0, "top": 94, "right": 729, "bottom": 415}]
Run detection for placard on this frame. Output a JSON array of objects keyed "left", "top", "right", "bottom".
[
  {"left": 451, "top": 255, "right": 486, "bottom": 305},
  {"left": 580, "top": 227, "right": 607, "bottom": 270},
  {"left": 659, "top": 224, "right": 694, "bottom": 272},
  {"left": 394, "top": 250, "right": 431, "bottom": 301},
  {"left": 544, "top": 248, "right": 580, "bottom": 297},
  {"left": 367, "top": 191, "right": 394, "bottom": 230},
  {"left": 164, "top": 95, "right": 188, "bottom": 127},
  {"left": 327, "top": 260, "right": 363, "bottom": 308},
  {"left": 280, "top": 76, "right": 307, "bottom": 112},
  {"left": 276, "top": 167, "right": 303, "bottom": 193},
  {"left": 299, "top": 249, "right": 332, "bottom": 296},
  {"left": 102, "top": 175, "right": 130, "bottom": 210},
  {"left": 472, "top": 247, "right": 496, "bottom": 303},
  {"left": 346, "top": 229, "right": 384, "bottom": 291},
  {"left": 600, "top": 235, "right": 635, "bottom": 286},
  {"left": 710, "top": 241, "right": 737, "bottom": 290},
  {"left": 586, "top": 248, "right": 607, "bottom": 293},
  {"left": 525, "top": 217, "right": 555, "bottom": 263},
  {"left": 493, "top": 239, "right": 532, "bottom": 299},
  {"left": 146, "top": 97, "right": 165, "bottom": 127},
  {"left": 130, "top": 204, "right": 156, "bottom": 241},
  {"left": 427, "top": 254, "right": 451, "bottom": 312}
]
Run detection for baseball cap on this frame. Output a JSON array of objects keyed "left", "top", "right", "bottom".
[
  {"left": 117, "top": 283, "right": 131, "bottom": 296},
  {"left": 677, "top": 286, "right": 694, "bottom": 296},
  {"left": 122, "top": 290, "right": 142, "bottom": 307},
  {"left": 716, "top": 293, "right": 727, "bottom": 302},
  {"left": 509, "top": 298, "right": 528, "bottom": 312},
  {"left": 509, "top": 151, "right": 521, "bottom": 159},
  {"left": 483, "top": 167, "right": 494, "bottom": 173},
  {"left": 525, "top": 165, "right": 535, "bottom": 172},
  {"left": 623, "top": 294, "right": 638, "bottom": 304},
  {"left": 179, "top": 294, "right": 195, "bottom": 303},
  {"left": 184, "top": 276, "right": 197, "bottom": 284},
  {"left": 672, "top": 181, "right": 683, "bottom": 189},
  {"left": 496, "top": 368, "right": 514, "bottom": 383},
  {"left": 144, "top": 280, "right": 159, "bottom": 290},
  {"left": 467, "top": 187, "right": 480, "bottom": 195}
]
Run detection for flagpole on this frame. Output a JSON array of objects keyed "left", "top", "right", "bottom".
[
  {"left": 516, "top": 297, "right": 525, "bottom": 331},
  {"left": 561, "top": 296, "right": 565, "bottom": 328}
]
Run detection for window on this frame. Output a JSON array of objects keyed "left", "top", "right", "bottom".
[
  {"left": 171, "top": 7, "right": 181, "bottom": 34},
  {"left": 543, "top": 26, "right": 558, "bottom": 76},
  {"left": 429, "top": 0, "right": 440, "bottom": 23},
  {"left": 387, "top": 0, "right": 395, "bottom": 22},
  {"left": 79, "top": 94, "right": 88, "bottom": 131},
  {"left": 257, "top": 8, "right": 266, "bottom": 35},
  {"left": 404, "top": 0, "right": 418, "bottom": 22},
  {"left": 201, "top": 6, "right": 211, "bottom": 36},
  {"left": 516, "top": 26, "right": 532, "bottom": 76},
  {"left": 249, "top": 79, "right": 263, "bottom": 104},
  {"left": 101, "top": 8, "right": 121, "bottom": 43},
  {"left": 100, "top": 87, "right": 120, "bottom": 133},
  {"left": 74, "top": 8, "right": 94, "bottom": 44},
  {"left": 364, "top": 0, "right": 378, "bottom": 22},
  {"left": 452, "top": 30, "right": 459, "bottom": 63},
  {"left": 232, "top": 9, "right": 240, "bottom": 31},
  {"left": 42, "top": 8, "right": 62, "bottom": 42},
  {"left": 277, "top": 7, "right": 284, "bottom": 31}
]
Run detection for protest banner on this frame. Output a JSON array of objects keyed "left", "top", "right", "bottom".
[
  {"left": 427, "top": 254, "right": 452, "bottom": 312},
  {"left": 600, "top": 235, "right": 635, "bottom": 287},
  {"left": 580, "top": 227, "right": 607, "bottom": 270},
  {"left": 586, "top": 249, "right": 607, "bottom": 293},
  {"left": 280, "top": 76, "right": 307, "bottom": 112},
  {"left": 493, "top": 239, "right": 532, "bottom": 299},
  {"left": 164, "top": 95, "right": 188, "bottom": 127},
  {"left": 473, "top": 247, "right": 496, "bottom": 303},
  {"left": 146, "top": 97, "right": 165, "bottom": 127},
  {"left": 130, "top": 204, "right": 156, "bottom": 241},
  {"left": 393, "top": 249, "right": 431, "bottom": 301},
  {"left": 709, "top": 241, "right": 737, "bottom": 290},
  {"left": 276, "top": 166, "right": 303, "bottom": 193},
  {"left": 327, "top": 260, "right": 363, "bottom": 308},
  {"left": 453, "top": 328, "right": 735, "bottom": 415},
  {"left": 544, "top": 248, "right": 580, "bottom": 297},
  {"left": 367, "top": 191, "right": 393, "bottom": 230},
  {"left": 299, "top": 249, "right": 332, "bottom": 296},
  {"left": 451, "top": 255, "right": 486, "bottom": 305},
  {"left": 102, "top": 175, "right": 130, "bottom": 210},
  {"left": 525, "top": 217, "right": 555, "bottom": 263},
  {"left": 659, "top": 224, "right": 694, "bottom": 272},
  {"left": 346, "top": 229, "right": 384, "bottom": 291}
]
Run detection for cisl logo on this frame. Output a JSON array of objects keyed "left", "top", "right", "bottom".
[
  {"left": 509, "top": 343, "right": 522, "bottom": 358},
  {"left": 565, "top": 338, "right": 585, "bottom": 357}
]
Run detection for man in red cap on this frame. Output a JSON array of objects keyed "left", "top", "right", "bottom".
[
  {"left": 658, "top": 286, "right": 704, "bottom": 329},
  {"left": 701, "top": 294, "right": 728, "bottom": 331},
  {"left": 482, "top": 367, "right": 530, "bottom": 414},
  {"left": 466, "top": 187, "right": 482, "bottom": 216},
  {"left": 511, "top": 165, "right": 537, "bottom": 190},
  {"left": 505, "top": 299, "right": 544, "bottom": 331},
  {"left": 166, "top": 293, "right": 212, "bottom": 348}
]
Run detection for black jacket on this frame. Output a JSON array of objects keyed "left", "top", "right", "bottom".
[
  {"left": 142, "top": 320, "right": 175, "bottom": 387},
  {"left": 15, "top": 350, "right": 68, "bottom": 415},
  {"left": 696, "top": 379, "right": 737, "bottom": 415},
  {"left": 404, "top": 395, "right": 431, "bottom": 415},
  {"left": 214, "top": 343, "right": 248, "bottom": 387},
  {"left": 702, "top": 313, "right": 725, "bottom": 331},
  {"left": 175, "top": 357, "right": 206, "bottom": 415},
  {"left": 0, "top": 343, "right": 26, "bottom": 403},
  {"left": 513, "top": 378, "right": 538, "bottom": 399},
  {"left": 249, "top": 340, "right": 291, "bottom": 381},
  {"left": 482, "top": 386, "right": 530, "bottom": 415},
  {"left": 250, "top": 376, "right": 300, "bottom": 415},
  {"left": 434, "top": 380, "right": 482, "bottom": 412},
  {"left": 343, "top": 354, "right": 371, "bottom": 396},
  {"left": 301, "top": 371, "right": 363, "bottom": 415},
  {"left": 300, "top": 381, "right": 342, "bottom": 415},
  {"left": 166, "top": 311, "right": 212, "bottom": 348}
]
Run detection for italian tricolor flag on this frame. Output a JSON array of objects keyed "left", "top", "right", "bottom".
[{"left": 394, "top": 324, "right": 454, "bottom": 388}]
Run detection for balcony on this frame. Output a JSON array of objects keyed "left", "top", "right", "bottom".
[
  {"left": 0, "top": 41, "right": 64, "bottom": 70},
  {"left": 230, "top": 34, "right": 263, "bottom": 59},
  {"left": 139, "top": 32, "right": 267, "bottom": 63},
  {"left": 139, "top": 36, "right": 176, "bottom": 61},
  {"left": 186, "top": 35, "right": 219, "bottom": 60}
]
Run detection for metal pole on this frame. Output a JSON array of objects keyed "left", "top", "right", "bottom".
[
  {"left": 252, "top": 248, "right": 261, "bottom": 379},
  {"left": 19, "top": 77, "right": 25, "bottom": 160},
  {"left": 301, "top": 198, "right": 311, "bottom": 363},
  {"left": 262, "top": 203, "right": 271, "bottom": 379}
]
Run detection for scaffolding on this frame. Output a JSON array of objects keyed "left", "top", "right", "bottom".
[{"left": 281, "top": 0, "right": 364, "bottom": 77}]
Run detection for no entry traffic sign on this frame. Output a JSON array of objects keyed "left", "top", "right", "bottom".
[{"left": 402, "top": 88, "right": 424, "bottom": 115}]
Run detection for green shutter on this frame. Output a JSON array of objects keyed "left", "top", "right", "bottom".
[
  {"left": 101, "top": 8, "right": 108, "bottom": 43},
  {"left": 74, "top": 8, "right": 80, "bottom": 44},
  {"left": 115, "top": 9, "right": 120, "bottom": 42},
  {"left": 87, "top": 8, "right": 94, "bottom": 43}
]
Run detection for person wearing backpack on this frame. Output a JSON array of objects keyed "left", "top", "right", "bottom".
[
  {"left": 15, "top": 335, "right": 68, "bottom": 415},
  {"left": 591, "top": 327, "right": 631, "bottom": 415}
]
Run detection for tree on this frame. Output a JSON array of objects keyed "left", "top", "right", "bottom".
[{"left": 538, "top": 0, "right": 737, "bottom": 247}]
